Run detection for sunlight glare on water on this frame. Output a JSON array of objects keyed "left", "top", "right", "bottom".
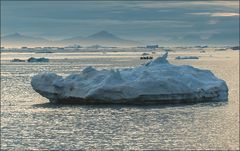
[{"left": 1, "top": 50, "right": 239, "bottom": 150}]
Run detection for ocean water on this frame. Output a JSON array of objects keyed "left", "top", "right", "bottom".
[{"left": 1, "top": 51, "right": 239, "bottom": 150}]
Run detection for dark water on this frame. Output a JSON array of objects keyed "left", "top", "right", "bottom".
[{"left": 1, "top": 51, "right": 239, "bottom": 150}]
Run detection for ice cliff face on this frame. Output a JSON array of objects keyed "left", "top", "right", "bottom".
[{"left": 31, "top": 53, "right": 228, "bottom": 104}]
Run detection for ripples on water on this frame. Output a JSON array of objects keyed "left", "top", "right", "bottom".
[{"left": 1, "top": 51, "right": 239, "bottom": 150}]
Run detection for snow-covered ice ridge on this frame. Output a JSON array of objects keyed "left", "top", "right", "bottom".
[{"left": 31, "top": 53, "right": 228, "bottom": 104}]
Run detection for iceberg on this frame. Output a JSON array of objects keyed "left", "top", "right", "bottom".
[
  {"left": 27, "top": 57, "right": 49, "bottom": 62},
  {"left": 31, "top": 53, "right": 228, "bottom": 104},
  {"left": 142, "top": 52, "right": 150, "bottom": 56},
  {"left": 10, "top": 58, "right": 25, "bottom": 62}
]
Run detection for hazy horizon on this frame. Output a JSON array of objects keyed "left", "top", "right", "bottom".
[{"left": 1, "top": 1, "right": 239, "bottom": 47}]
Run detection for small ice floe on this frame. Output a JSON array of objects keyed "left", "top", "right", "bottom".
[
  {"left": 215, "top": 48, "right": 227, "bottom": 51},
  {"left": 163, "top": 48, "right": 173, "bottom": 52},
  {"left": 35, "top": 50, "right": 53, "bottom": 53},
  {"left": 231, "top": 46, "right": 239, "bottom": 51},
  {"left": 175, "top": 56, "right": 199, "bottom": 60},
  {"left": 142, "top": 52, "right": 150, "bottom": 56},
  {"left": 27, "top": 57, "right": 49, "bottom": 62},
  {"left": 31, "top": 52, "right": 228, "bottom": 104},
  {"left": 10, "top": 58, "right": 25, "bottom": 62}
]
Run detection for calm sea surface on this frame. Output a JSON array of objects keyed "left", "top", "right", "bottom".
[{"left": 1, "top": 51, "right": 239, "bottom": 150}]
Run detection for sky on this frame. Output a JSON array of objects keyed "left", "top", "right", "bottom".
[{"left": 1, "top": 1, "right": 239, "bottom": 46}]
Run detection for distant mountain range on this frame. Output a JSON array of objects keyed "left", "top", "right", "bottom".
[{"left": 1, "top": 31, "right": 141, "bottom": 48}]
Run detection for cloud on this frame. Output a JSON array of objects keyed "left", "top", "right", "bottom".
[
  {"left": 210, "top": 13, "right": 239, "bottom": 17},
  {"left": 17, "top": 17, "right": 193, "bottom": 28},
  {"left": 135, "top": 1, "right": 239, "bottom": 9},
  {"left": 188, "top": 12, "right": 239, "bottom": 17},
  {"left": 188, "top": 1, "right": 239, "bottom": 8}
]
